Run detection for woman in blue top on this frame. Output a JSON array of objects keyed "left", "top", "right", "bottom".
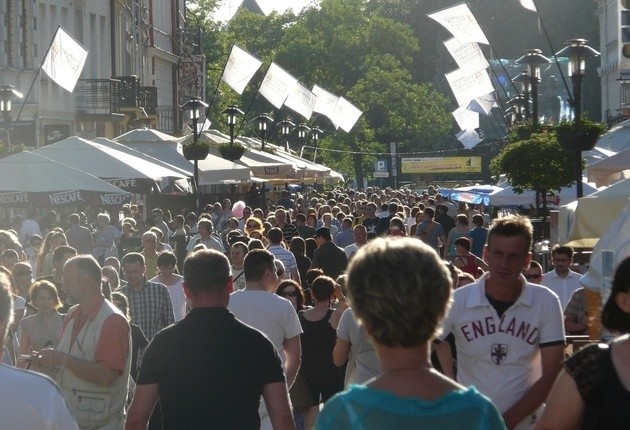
[{"left": 316, "top": 237, "right": 506, "bottom": 430}]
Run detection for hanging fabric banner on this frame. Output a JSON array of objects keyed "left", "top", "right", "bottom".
[
  {"left": 427, "top": 3, "right": 489, "bottom": 45},
  {"left": 220, "top": 45, "right": 262, "bottom": 94},
  {"left": 258, "top": 62, "right": 297, "bottom": 108},
  {"left": 285, "top": 82, "right": 317, "bottom": 120},
  {"left": 443, "top": 38, "right": 489, "bottom": 73},
  {"left": 445, "top": 68, "right": 494, "bottom": 107}
]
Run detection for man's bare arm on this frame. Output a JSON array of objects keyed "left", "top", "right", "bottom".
[
  {"left": 262, "top": 381, "right": 296, "bottom": 430},
  {"left": 125, "top": 383, "right": 159, "bottom": 430},
  {"left": 283, "top": 335, "right": 301, "bottom": 389},
  {"left": 503, "top": 344, "right": 564, "bottom": 429}
]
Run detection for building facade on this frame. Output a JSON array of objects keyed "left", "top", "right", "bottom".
[
  {"left": 1, "top": 0, "right": 199, "bottom": 147},
  {"left": 598, "top": 0, "right": 630, "bottom": 125}
]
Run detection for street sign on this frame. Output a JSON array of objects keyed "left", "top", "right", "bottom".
[{"left": 374, "top": 171, "right": 389, "bottom": 178}]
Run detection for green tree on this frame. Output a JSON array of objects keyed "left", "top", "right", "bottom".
[{"left": 490, "top": 132, "right": 579, "bottom": 213}]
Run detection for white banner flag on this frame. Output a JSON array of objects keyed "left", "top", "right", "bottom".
[
  {"left": 312, "top": 85, "right": 340, "bottom": 125},
  {"left": 428, "top": 3, "right": 489, "bottom": 45},
  {"left": 284, "top": 82, "right": 317, "bottom": 120},
  {"left": 519, "top": 0, "right": 537, "bottom": 12},
  {"left": 443, "top": 38, "right": 489, "bottom": 73},
  {"left": 220, "top": 45, "right": 262, "bottom": 94},
  {"left": 445, "top": 68, "right": 494, "bottom": 107},
  {"left": 258, "top": 63, "right": 297, "bottom": 109},
  {"left": 456, "top": 129, "right": 483, "bottom": 149},
  {"left": 467, "top": 92, "right": 497, "bottom": 115},
  {"left": 41, "top": 26, "right": 88, "bottom": 92},
  {"left": 452, "top": 106, "right": 480, "bottom": 131},
  {"left": 334, "top": 97, "right": 362, "bottom": 133}
]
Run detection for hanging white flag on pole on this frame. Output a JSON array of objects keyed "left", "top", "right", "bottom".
[
  {"left": 334, "top": 97, "right": 362, "bottom": 133},
  {"left": 41, "top": 26, "right": 88, "bottom": 92},
  {"left": 427, "top": 3, "right": 489, "bottom": 45},
  {"left": 312, "top": 85, "right": 340, "bottom": 126},
  {"left": 467, "top": 92, "right": 497, "bottom": 115},
  {"left": 220, "top": 45, "right": 262, "bottom": 94},
  {"left": 456, "top": 129, "right": 483, "bottom": 149},
  {"left": 258, "top": 62, "right": 297, "bottom": 109},
  {"left": 443, "top": 38, "right": 489, "bottom": 73},
  {"left": 519, "top": 0, "right": 537, "bottom": 12},
  {"left": 452, "top": 106, "right": 480, "bottom": 131},
  {"left": 285, "top": 82, "right": 317, "bottom": 120},
  {"left": 445, "top": 68, "right": 494, "bottom": 107}
]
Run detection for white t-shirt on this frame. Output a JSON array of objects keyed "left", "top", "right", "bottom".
[
  {"left": 438, "top": 272, "right": 565, "bottom": 414},
  {"left": 227, "top": 289, "right": 303, "bottom": 430},
  {"left": 0, "top": 364, "right": 78, "bottom": 429},
  {"left": 228, "top": 290, "right": 302, "bottom": 362},
  {"left": 336, "top": 308, "right": 380, "bottom": 386},
  {"left": 149, "top": 275, "right": 187, "bottom": 321},
  {"left": 541, "top": 270, "right": 582, "bottom": 311}
]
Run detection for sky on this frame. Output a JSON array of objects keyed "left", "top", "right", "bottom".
[{"left": 212, "top": 0, "right": 317, "bottom": 22}]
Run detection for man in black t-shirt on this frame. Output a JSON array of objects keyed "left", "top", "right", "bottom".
[{"left": 126, "top": 249, "right": 295, "bottom": 430}]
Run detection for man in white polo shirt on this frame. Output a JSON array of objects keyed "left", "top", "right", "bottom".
[
  {"left": 437, "top": 215, "right": 565, "bottom": 430},
  {"left": 541, "top": 245, "right": 582, "bottom": 311}
]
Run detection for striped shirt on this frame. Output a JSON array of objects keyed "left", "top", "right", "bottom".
[{"left": 268, "top": 244, "right": 298, "bottom": 279}]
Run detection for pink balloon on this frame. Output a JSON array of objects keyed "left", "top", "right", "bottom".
[{"left": 232, "top": 200, "right": 245, "bottom": 218}]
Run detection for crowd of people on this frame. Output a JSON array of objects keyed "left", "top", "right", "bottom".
[{"left": 0, "top": 185, "right": 628, "bottom": 429}]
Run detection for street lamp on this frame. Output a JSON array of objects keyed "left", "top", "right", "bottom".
[
  {"left": 506, "top": 94, "right": 528, "bottom": 126},
  {"left": 222, "top": 105, "right": 244, "bottom": 144},
  {"left": 256, "top": 113, "right": 274, "bottom": 212},
  {"left": 310, "top": 126, "right": 323, "bottom": 162},
  {"left": 277, "top": 117, "right": 295, "bottom": 151},
  {"left": 0, "top": 85, "right": 24, "bottom": 150},
  {"left": 515, "top": 49, "right": 550, "bottom": 126},
  {"left": 181, "top": 97, "right": 209, "bottom": 212},
  {"left": 295, "top": 123, "right": 311, "bottom": 157},
  {"left": 256, "top": 113, "right": 274, "bottom": 151},
  {"left": 555, "top": 38, "right": 600, "bottom": 198},
  {"left": 511, "top": 71, "right": 531, "bottom": 123}
]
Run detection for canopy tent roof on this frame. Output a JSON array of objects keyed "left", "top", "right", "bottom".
[
  {"left": 578, "top": 203, "right": 630, "bottom": 291},
  {"left": 237, "top": 137, "right": 344, "bottom": 183},
  {"left": 34, "top": 136, "right": 191, "bottom": 194},
  {"left": 112, "top": 135, "right": 251, "bottom": 185},
  {"left": 489, "top": 180, "right": 598, "bottom": 209},
  {"left": 0, "top": 151, "right": 131, "bottom": 207},
  {"left": 202, "top": 130, "right": 299, "bottom": 181},
  {"left": 559, "top": 178, "right": 630, "bottom": 248},
  {"left": 93, "top": 137, "right": 191, "bottom": 177},
  {"left": 587, "top": 147, "right": 630, "bottom": 187},
  {"left": 114, "top": 127, "right": 182, "bottom": 142},
  {"left": 442, "top": 184, "right": 504, "bottom": 206},
  {"left": 595, "top": 119, "right": 630, "bottom": 152}
]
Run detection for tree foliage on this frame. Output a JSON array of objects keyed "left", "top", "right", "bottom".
[
  {"left": 489, "top": 132, "right": 579, "bottom": 195},
  {"left": 188, "top": 0, "right": 452, "bottom": 184}
]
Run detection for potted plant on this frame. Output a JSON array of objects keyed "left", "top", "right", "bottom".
[
  {"left": 218, "top": 142, "right": 246, "bottom": 161},
  {"left": 555, "top": 118, "right": 606, "bottom": 152},
  {"left": 182, "top": 136, "right": 210, "bottom": 160}
]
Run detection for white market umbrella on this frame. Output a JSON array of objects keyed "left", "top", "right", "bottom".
[{"left": 0, "top": 151, "right": 131, "bottom": 207}]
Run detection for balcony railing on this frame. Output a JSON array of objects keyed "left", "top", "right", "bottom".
[
  {"left": 75, "top": 79, "right": 120, "bottom": 115},
  {"left": 76, "top": 76, "right": 158, "bottom": 118}
]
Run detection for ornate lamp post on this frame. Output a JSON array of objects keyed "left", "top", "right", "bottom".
[
  {"left": 277, "top": 117, "right": 295, "bottom": 151},
  {"left": 310, "top": 126, "right": 323, "bottom": 162},
  {"left": 515, "top": 49, "right": 550, "bottom": 126},
  {"left": 256, "top": 113, "right": 273, "bottom": 151},
  {"left": 511, "top": 71, "right": 531, "bottom": 123},
  {"left": 222, "top": 105, "right": 244, "bottom": 145},
  {"left": 295, "top": 123, "right": 311, "bottom": 157},
  {"left": 555, "top": 38, "right": 600, "bottom": 198},
  {"left": 0, "top": 85, "right": 23, "bottom": 150},
  {"left": 181, "top": 97, "right": 209, "bottom": 212}
]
